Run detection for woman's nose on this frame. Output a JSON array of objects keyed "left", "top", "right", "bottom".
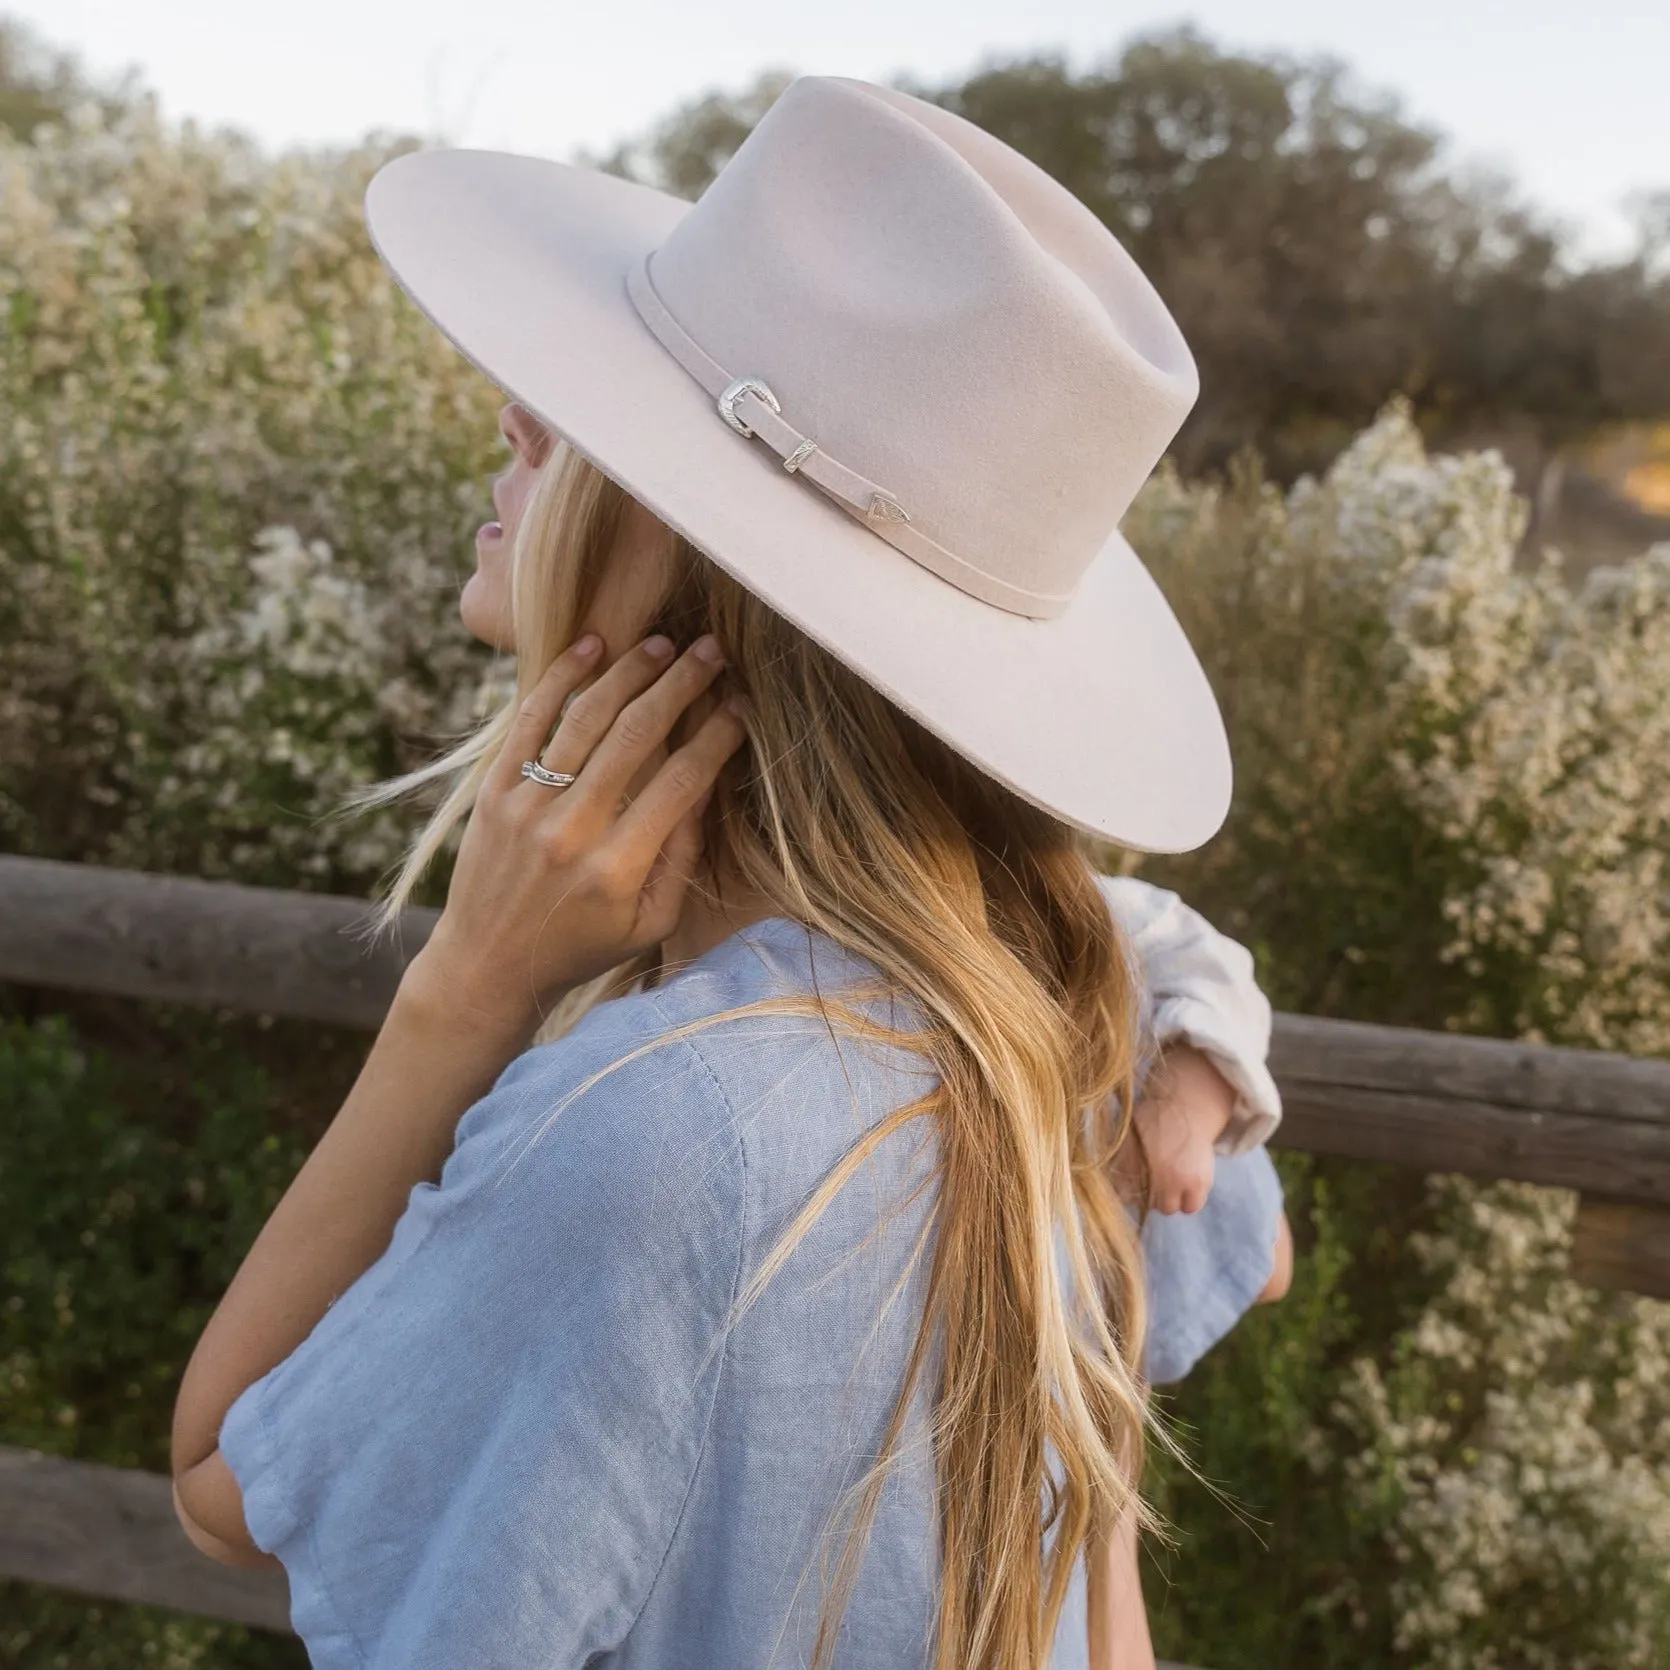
[{"left": 498, "top": 401, "right": 554, "bottom": 466}]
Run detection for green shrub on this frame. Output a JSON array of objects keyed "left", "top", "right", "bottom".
[
  {"left": 1144, "top": 1151, "right": 1426, "bottom": 1666},
  {"left": 0, "top": 1586, "right": 303, "bottom": 1670},
  {"left": 0, "top": 1011, "right": 310, "bottom": 1667},
  {"left": 1128, "top": 412, "right": 1670, "bottom": 1668},
  {"left": 0, "top": 1012, "right": 314, "bottom": 1466}
]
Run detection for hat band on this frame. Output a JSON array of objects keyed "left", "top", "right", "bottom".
[{"left": 625, "top": 256, "right": 1071, "bottom": 621}]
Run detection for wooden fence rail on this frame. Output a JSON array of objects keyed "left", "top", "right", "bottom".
[
  {"left": 5, "top": 854, "right": 1668, "bottom": 1287},
  {"left": 0, "top": 1445, "right": 291, "bottom": 1633},
  {"left": 2, "top": 852, "right": 1667, "bottom": 1645}
]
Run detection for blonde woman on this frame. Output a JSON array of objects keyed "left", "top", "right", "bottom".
[{"left": 172, "top": 78, "right": 1291, "bottom": 1670}]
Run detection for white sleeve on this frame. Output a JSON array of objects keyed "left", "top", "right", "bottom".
[{"left": 1096, "top": 874, "right": 1282, "bottom": 1155}]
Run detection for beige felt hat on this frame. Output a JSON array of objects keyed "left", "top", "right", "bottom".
[{"left": 364, "top": 74, "right": 1231, "bottom": 852}]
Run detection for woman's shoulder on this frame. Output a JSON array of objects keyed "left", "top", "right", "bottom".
[
  {"left": 469, "top": 918, "right": 939, "bottom": 1226},
  {"left": 648, "top": 915, "right": 940, "bottom": 1105}
]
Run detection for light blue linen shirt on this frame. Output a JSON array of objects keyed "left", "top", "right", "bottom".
[{"left": 221, "top": 912, "right": 1282, "bottom": 1669}]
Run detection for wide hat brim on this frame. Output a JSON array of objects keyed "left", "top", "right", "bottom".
[{"left": 365, "top": 148, "right": 1232, "bottom": 853}]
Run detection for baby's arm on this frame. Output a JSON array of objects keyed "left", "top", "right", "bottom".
[
  {"left": 1125, "top": 1043, "right": 1237, "bottom": 1215},
  {"left": 1098, "top": 875, "right": 1283, "bottom": 1215}
]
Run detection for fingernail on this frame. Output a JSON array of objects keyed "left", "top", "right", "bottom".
[
  {"left": 725, "top": 693, "right": 750, "bottom": 718},
  {"left": 574, "top": 634, "right": 602, "bottom": 659},
  {"left": 644, "top": 635, "right": 674, "bottom": 660},
  {"left": 693, "top": 634, "right": 724, "bottom": 664}
]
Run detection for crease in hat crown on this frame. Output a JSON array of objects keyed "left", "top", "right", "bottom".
[{"left": 624, "top": 75, "right": 1201, "bottom": 620}]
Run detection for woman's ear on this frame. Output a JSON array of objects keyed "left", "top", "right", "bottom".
[{"left": 583, "top": 498, "right": 684, "bottom": 662}]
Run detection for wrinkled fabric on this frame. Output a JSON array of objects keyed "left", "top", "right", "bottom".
[
  {"left": 1140, "top": 1146, "right": 1284, "bottom": 1383},
  {"left": 221, "top": 909, "right": 1282, "bottom": 1669},
  {"left": 1100, "top": 875, "right": 1283, "bottom": 1153}
]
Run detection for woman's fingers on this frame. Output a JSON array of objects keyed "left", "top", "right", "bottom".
[
  {"left": 537, "top": 634, "right": 682, "bottom": 783},
  {"left": 611, "top": 698, "right": 749, "bottom": 872},
  {"left": 632, "top": 792, "right": 713, "bottom": 945},
  {"left": 488, "top": 630, "right": 743, "bottom": 950},
  {"left": 433, "top": 628, "right": 747, "bottom": 1016},
  {"left": 493, "top": 633, "right": 604, "bottom": 791},
  {"left": 566, "top": 635, "right": 729, "bottom": 805}
]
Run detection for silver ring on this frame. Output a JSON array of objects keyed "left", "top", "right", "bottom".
[{"left": 520, "top": 760, "right": 577, "bottom": 788}]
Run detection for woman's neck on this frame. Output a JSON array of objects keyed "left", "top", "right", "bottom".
[{"left": 658, "top": 860, "right": 786, "bottom": 976}]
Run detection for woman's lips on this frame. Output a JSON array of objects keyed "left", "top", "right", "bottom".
[{"left": 476, "top": 520, "right": 503, "bottom": 546}]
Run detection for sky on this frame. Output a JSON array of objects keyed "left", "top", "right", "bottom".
[{"left": 17, "top": 0, "right": 1670, "bottom": 260}]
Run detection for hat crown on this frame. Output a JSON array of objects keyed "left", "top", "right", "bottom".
[{"left": 646, "top": 76, "right": 1199, "bottom": 611}]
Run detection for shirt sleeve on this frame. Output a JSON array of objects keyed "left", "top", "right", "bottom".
[
  {"left": 1097, "top": 874, "right": 1283, "bottom": 1154},
  {"left": 1140, "top": 1144, "right": 1285, "bottom": 1384},
  {"left": 217, "top": 992, "right": 747, "bottom": 1670}
]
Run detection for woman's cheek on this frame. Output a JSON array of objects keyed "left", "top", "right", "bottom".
[{"left": 460, "top": 557, "right": 515, "bottom": 652}]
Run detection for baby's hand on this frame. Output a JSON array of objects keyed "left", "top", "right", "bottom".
[{"left": 1117, "top": 1044, "right": 1236, "bottom": 1215}]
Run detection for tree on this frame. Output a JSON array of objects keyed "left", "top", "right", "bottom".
[
  {"left": 603, "top": 30, "right": 1670, "bottom": 486},
  {"left": 928, "top": 32, "right": 1466, "bottom": 475},
  {"left": 0, "top": 19, "right": 135, "bottom": 139},
  {"left": 587, "top": 68, "right": 795, "bottom": 199}
]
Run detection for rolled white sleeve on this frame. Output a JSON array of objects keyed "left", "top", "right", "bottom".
[{"left": 1097, "top": 874, "right": 1283, "bottom": 1155}]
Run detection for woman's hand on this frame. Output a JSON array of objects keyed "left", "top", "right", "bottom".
[{"left": 406, "top": 631, "right": 747, "bottom": 1033}]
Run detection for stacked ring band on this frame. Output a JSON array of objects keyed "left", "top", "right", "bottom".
[{"left": 520, "top": 760, "right": 577, "bottom": 788}]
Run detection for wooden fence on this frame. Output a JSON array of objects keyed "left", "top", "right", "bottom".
[{"left": 2, "top": 852, "right": 1668, "bottom": 1647}]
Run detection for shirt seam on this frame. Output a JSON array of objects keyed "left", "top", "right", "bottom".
[{"left": 619, "top": 987, "right": 752, "bottom": 1641}]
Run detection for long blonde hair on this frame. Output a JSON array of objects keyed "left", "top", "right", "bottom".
[{"left": 341, "top": 441, "right": 1163, "bottom": 1669}]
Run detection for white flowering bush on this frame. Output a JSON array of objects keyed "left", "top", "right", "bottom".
[
  {"left": 1331, "top": 1178, "right": 1670, "bottom": 1669},
  {"left": 1326, "top": 417, "right": 1669, "bottom": 1054},
  {"left": 0, "top": 91, "right": 507, "bottom": 893},
  {"left": 1127, "top": 405, "right": 1670, "bottom": 1051},
  {"left": 1132, "top": 408, "right": 1670, "bottom": 1668}
]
